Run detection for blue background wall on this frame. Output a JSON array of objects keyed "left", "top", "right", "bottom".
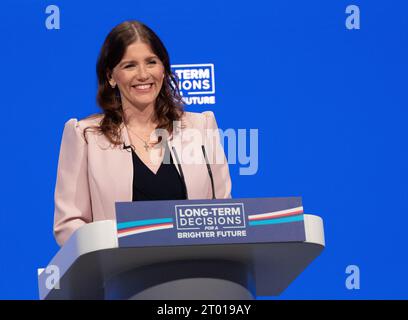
[{"left": 1, "top": 0, "right": 407, "bottom": 299}]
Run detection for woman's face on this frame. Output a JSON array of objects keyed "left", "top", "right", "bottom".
[{"left": 110, "top": 41, "right": 165, "bottom": 111}]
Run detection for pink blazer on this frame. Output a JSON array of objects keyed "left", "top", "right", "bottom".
[{"left": 54, "top": 111, "right": 232, "bottom": 246}]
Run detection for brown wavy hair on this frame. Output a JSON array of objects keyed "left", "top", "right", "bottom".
[{"left": 89, "top": 20, "right": 184, "bottom": 145}]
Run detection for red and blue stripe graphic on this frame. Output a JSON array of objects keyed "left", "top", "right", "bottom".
[
  {"left": 117, "top": 218, "right": 174, "bottom": 238},
  {"left": 247, "top": 206, "right": 304, "bottom": 226}
]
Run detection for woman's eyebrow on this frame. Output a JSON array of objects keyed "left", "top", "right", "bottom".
[{"left": 119, "top": 56, "right": 159, "bottom": 66}]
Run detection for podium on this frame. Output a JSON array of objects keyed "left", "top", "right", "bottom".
[{"left": 38, "top": 198, "right": 325, "bottom": 300}]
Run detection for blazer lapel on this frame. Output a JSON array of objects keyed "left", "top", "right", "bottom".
[{"left": 167, "top": 118, "right": 209, "bottom": 199}]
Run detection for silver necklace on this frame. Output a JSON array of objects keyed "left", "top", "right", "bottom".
[{"left": 126, "top": 126, "right": 153, "bottom": 152}]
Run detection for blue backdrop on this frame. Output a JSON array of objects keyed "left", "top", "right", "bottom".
[{"left": 1, "top": 0, "right": 407, "bottom": 299}]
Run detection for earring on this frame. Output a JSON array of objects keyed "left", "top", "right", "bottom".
[{"left": 109, "top": 78, "right": 116, "bottom": 88}]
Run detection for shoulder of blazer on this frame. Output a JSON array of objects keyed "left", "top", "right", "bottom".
[
  {"left": 63, "top": 112, "right": 219, "bottom": 146},
  {"left": 77, "top": 113, "right": 104, "bottom": 129},
  {"left": 64, "top": 114, "right": 103, "bottom": 132},
  {"left": 67, "top": 112, "right": 216, "bottom": 131},
  {"left": 182, "top": 110, "right": 216, "bottom": 130},
  {"left": 62, "top": 114, "right": 106, "bottom": 147}
]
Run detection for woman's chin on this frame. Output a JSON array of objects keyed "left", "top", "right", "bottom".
[{"left": 129, "top": 99, "right": 156, "bottom": 109}]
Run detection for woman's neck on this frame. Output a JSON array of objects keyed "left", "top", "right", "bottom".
[{"left": 123, "top": 103, "right": 157, "bottom": 130}]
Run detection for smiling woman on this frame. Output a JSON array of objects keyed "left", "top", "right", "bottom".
[
  {"left": 94, "top": 21, "right": 183, "bottom": 147},
  {"left": 53, "top": 20, "right": 232, "bottom": 246},
  {"left": 111, "top": 42, "right": 165, "bottom": 109}
]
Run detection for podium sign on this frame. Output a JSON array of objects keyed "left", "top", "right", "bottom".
[
  {"left": 115, "top": 197, "right": 305, "bottom": 247},
  {"left": 39, "top": 197, "right": 324, "bottom": 299}
]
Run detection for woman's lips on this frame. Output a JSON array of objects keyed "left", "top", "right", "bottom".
[{"left": 131, "top": 83, "right": 153, "bottom": 92}]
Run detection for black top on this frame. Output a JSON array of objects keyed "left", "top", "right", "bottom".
[{"left": 132, "top": 142, "right": 187, "bottom": 201}]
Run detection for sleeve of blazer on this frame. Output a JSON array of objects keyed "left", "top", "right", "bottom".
[
  {"left": 203, "top": 111, "right": 232, "bottom": 199},
  {"left": 53, "top": 119, "right": 93, "bottom": 247}
]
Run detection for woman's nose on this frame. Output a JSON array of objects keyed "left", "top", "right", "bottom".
[{"left": 136, "top": 66, "right": 149, "bottom": 80}]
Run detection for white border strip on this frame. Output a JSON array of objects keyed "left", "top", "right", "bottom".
[
  {"left": 118, "top": 224, "right": 174, "bottom": 238},
  {"left": 248, "top": 206, "right": 304, "bottom": 221}
]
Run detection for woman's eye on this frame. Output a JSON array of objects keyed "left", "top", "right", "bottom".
[{"left": 124, "top": 61, "right": 157, "bottom": 69}]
